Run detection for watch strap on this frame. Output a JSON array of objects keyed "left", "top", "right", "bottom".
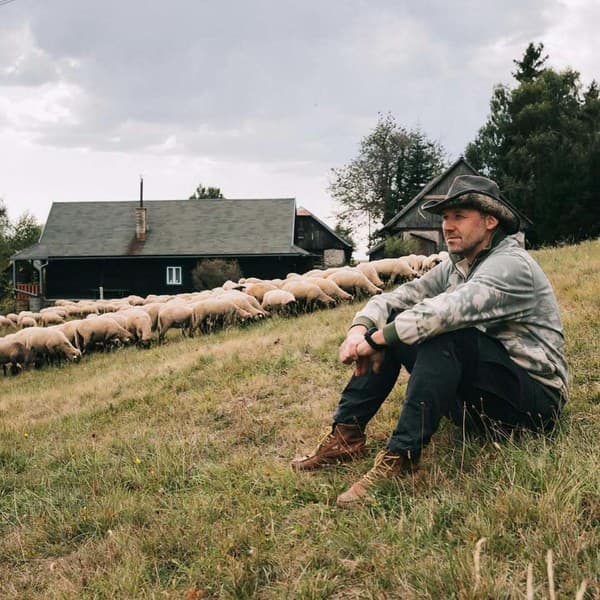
[{"left": 364, "top": 327, "right": 386, "bottom": 351}]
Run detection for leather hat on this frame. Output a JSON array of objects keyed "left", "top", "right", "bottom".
[{"left": 421, "top": 175, "right": 520, "bottom": 234}]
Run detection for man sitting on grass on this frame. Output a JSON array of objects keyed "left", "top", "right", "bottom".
[{"left": 292, "top": 175, "right": 568, "bottom": 508}]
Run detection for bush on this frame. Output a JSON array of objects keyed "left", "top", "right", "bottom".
[
  {"left": 191, "top": 259, "right": 242, "bottom": 291},
  {"left": 382, "top": 236, "right": 420, "bottom": 258},
  {"left": 0, "top": 289, "right": 15, "bottom": 314}
]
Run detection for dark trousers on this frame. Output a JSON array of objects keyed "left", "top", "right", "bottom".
[{"left": 333, "top": 328, "right": 562, "bottom": 460}]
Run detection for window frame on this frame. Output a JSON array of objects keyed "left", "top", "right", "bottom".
[{"left": 166, "top": 266, "right": 182, "bottom": 286}]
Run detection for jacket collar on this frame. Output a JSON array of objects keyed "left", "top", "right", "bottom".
[{"left": 450, "top": 229, "right": 509, "bottom": 278}]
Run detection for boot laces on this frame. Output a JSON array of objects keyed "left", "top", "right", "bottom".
[
  {"left": 314, "top": 430, "right": 336, "bottom": 451},
  {"left": 361, "top": 450, "right": 402, "bottom": 486}
]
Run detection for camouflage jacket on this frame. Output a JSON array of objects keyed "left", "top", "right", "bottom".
[{"left": 353, "top": 235, "right": 568, "bottom": 396}]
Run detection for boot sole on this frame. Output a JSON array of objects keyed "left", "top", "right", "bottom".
[{"left": 290, "top": 449, "right": 366, "bottom": 472}]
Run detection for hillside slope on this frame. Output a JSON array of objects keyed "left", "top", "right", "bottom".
[{"left": 1, "top": 240, "right": 598, "bottom": 598}]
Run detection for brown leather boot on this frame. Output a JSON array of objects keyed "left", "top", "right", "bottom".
[
  {"left": 291, "top": 423, "right": 366, "bottom": 471},
  {"left": 336, "top": 449, "right": 418, "bottom": 508}
]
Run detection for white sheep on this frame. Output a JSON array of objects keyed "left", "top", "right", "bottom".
[
  {"left": 77, "top": 318, "right": 134, "bottom": 352},
  {"left": 119, "top": 309, "right": 154, "bottom": 347},
  {"left": 369, "top": 258, "right": 418, "bottom": 285},
  {"left": 216, "top": 290, "right": 270, "bottom": 319},
  {"left": 303, "top": 276, "right": 353, "bottom": 303},
  {"left": 243, "top": 281, "right": 279, "bottom": 303},
  {"left": 190, "top": 297, "right": 252, "bottom": 334},
  {"left": 0, "top": 315, "right": 17, "bottom": 333},
  {"left": 280, "top": 279, "right": 336, "bottom": 311},
  {"left": 420, "top": 253, "right": 441, "bottom": 273},
  {"left": 355, "top": 262, "right": 385, "bottom": 288},
  {"left": 39, "top": 311, "right": 65, "bottom": 327},
  {"left": 19, "top": 316, "right": 38, "bottom": 329},
  {"left": 261, "top": 289, "right": 297, "bottom": 314},
  {"left": 51, "top": 320, "right": 85, "bottom": 351},
  {"left": 0, "top": 337, "right": 30, "bottom": 375},
  {"left": 326, "top": 268, "right": 383, "bottom": 297},
  {"left": 405, "top": 254, "right": 426, "bottom": 273},
  {"left": 12, "top": 327, "right": 81, "bottom": 365},
  {"left": 302, "top": 268, "right": 327, "bottom": 278},
  {"left": 157, "top": 303, "right": 194, "bottom": 343}
]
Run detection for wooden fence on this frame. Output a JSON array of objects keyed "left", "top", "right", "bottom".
[{"left": 15, "top": 283, "right": 40, "bottom": 312}]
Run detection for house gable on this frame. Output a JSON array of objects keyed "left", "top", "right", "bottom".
[
  {"left": 380, "top": 157, "right": 479, "bottom": 234},
  {"left": 294, "top": 206, "right": 352, "bottom": 266}
]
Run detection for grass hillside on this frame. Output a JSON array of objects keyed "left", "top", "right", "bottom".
[{"left": 1, "top": 241, "right": 599, "bottom": 598}]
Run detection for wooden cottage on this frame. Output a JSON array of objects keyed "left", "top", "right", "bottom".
[
  {"left": 12, "top": 198, "right": 351, "bottom": 301},
  {"left": 295, "top": 206, "right": 353, "bottom": 267},
  {"left": 368, "top": 157, "right": 531, "bottom": 260}
]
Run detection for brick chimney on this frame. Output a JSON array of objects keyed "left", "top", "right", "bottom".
[
  {"left": 135, "top": 207, "right": 146, "bottom": 241},
  {"left": 135, "top": 176, "right": 146, "bottom": 241}
]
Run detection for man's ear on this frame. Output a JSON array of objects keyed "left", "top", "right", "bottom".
[{"left": 485, "top": 214, "right": 499, "bottom": 230}]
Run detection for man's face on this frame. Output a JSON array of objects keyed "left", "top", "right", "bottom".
[{"left": 441, "top": 208, "right": 499, "bottom": 262}]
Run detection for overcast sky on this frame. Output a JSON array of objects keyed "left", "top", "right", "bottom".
[{"left": 1, "top": 0, "right": 597, "bottom": 252}]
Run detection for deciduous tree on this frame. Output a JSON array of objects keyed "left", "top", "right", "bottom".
[
  {"left": 329, "top": 114, "right": 445, "bottom": 243},
  {"left": 0, "top": 200, "right": 43, "bottom": 303}
]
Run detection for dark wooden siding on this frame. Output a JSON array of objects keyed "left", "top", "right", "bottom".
[
  {"left": 294, "top": 216, "right": 351, "bottom": 262},
  {"left": 45, "top": 255, "right": 314, "bottom": 299}
]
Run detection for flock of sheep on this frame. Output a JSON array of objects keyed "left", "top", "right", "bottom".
[{"left": 0, "top": 252, "right": 449, "bottom": 376}]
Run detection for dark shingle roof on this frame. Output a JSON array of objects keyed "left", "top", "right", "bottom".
[{"left": 14, "top": 198, "right": 311, "bottom": 260}]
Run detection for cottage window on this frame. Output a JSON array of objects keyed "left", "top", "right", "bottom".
[{"left": 166, "top": 266, "right": 182, "bottom": 285}]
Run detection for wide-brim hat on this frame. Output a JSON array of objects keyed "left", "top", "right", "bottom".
[{"left": 421, "top": 175, "right": 520, "bottom": 234}]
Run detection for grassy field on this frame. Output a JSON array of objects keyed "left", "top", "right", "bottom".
[{"left": 1, "top": 241, "right": 599, "bottom": 598}]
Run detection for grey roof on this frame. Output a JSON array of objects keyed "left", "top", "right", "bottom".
[{"left": 13, "top": 198, "right": 311, "bottom": 260}]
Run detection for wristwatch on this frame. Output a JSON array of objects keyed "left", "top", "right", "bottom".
[{"left": 364, "top": 327, "right": 386, "bottom": 351}]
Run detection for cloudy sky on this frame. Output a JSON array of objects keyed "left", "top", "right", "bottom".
[{"left": 0, "top": 0, "right": 597, "bottom": 250}]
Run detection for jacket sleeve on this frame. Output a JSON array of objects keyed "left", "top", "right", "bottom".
[
  {"left": 351, "top": 262, "right": 450, "bottom": 331},
  {"left": 379, "top": 254, "right": 537, "bottom": 345}
]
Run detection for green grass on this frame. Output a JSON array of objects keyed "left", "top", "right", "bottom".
[{"left": 1, "top": 241, "right": 599, "bottom": 598}]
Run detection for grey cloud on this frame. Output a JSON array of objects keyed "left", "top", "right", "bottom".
[
  {"left": 0, "top": 0, "right": 571, "bottom": 162},
  {"left": 0, "top": 23, "right": 60, "bottom": 86}
]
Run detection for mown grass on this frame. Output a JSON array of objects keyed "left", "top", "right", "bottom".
[{"left": 1, "top": 240, "right": 599, "bottom": 598}]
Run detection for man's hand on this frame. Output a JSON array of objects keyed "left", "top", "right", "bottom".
[
  {"left": 339, "top": 326, "right": 386, "bottom": 376},
  {"left": 339, "top": 326, "right": 367, "bottom": 365}
]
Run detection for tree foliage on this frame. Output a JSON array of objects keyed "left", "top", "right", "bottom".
[
  {"left": 189, "top": 183, "right": 224, "bottom": 199},
  {"left": 512, "top": 42, "right": 548, "bottom": 83},
  {"left": 0, "top": 200, "right": 43, "bottom": 303},
  {"left": 466, "top": 43, "right": 600, "bottom": 245},
  {"left": 333, "top": 221, "right": 356, "bottom": 251},
  {"left": 329, "top": 114, "right": 446, "bottom": 242}
]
